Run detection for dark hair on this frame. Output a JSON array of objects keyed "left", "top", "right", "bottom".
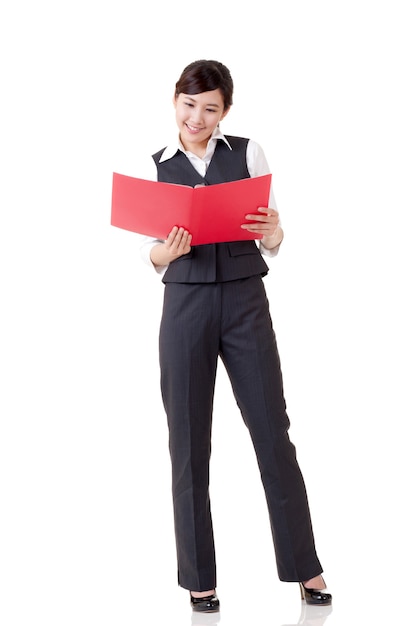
[{"left": 175, "top": 60, "right": 233, "bottom": 111}]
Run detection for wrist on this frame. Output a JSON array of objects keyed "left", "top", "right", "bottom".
[
  {"left": 262, "top": 226, "right": 284, "bottom": 250},
  {"left": 150, "top": 242, "right": 172, "bottom": 267}
]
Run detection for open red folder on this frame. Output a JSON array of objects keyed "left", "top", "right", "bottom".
[{"left": 111, "top": 172, "right": 272, "bottom": 246}]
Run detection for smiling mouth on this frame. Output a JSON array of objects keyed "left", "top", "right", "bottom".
[{"left": 185, "top": 123, "right": 203, "bottom": 134}]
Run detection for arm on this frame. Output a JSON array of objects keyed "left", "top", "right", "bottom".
[{"left": 243, "top": 139, "right": 284, "bottom": 255}]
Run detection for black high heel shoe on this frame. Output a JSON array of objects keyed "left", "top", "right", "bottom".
[
  {"left": 190, "top": 592, "right": 220, "bottom": 613},
  {"left": 299, "top": 582, "right": 332, "bottom": 606}
]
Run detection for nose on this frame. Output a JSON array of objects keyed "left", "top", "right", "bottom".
[{"left": 190, "top": 107, "right": 203, "bottom": 124}]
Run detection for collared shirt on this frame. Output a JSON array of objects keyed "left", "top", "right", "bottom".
[{"left": 139, "top": 128, "right": 281, "bottom": 274}]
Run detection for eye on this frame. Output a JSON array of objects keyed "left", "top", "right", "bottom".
[{"left": 206, "top": 108, "right": 216, "bottom": 113}]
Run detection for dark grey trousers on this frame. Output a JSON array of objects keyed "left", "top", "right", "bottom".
[{"left": 159, "top": 276, "right": 322, "bottom": 591}]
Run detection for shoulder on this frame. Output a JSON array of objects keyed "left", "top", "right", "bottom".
[
  {"left": 245, "top": 140, "right": 271, "bottom": 178},
  {"left": 224, "top": 135, "right": 250, "bottom": 148},
  {"left": 152, "top": 146, "right": 167, "bottom": 162},
  {"left": 223, "top": 136, "right": 264, "bottom": 157}
]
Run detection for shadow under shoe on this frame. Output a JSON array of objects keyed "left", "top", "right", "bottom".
[
  {"left": 281, "top": 602, "right": 333, "bottom": 626},
  {"left": 191, "top": 608, "right": 221, "bottom": 626}
]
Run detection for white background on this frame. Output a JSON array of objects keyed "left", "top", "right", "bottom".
[{"left": 1, "top": 1, "right": 416, "bottom": 624}]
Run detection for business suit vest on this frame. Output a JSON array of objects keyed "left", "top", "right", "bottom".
[{"left": 152, "top": 136, "right": 269, "bottom": 283}]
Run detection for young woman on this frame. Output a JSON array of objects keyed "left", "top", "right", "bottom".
[{"left": 139, "top": 59, "right": 332, "bottom": 613}]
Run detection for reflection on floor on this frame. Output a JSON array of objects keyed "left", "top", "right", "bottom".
[
  {"left": 281, "top": 603, "right": 333, "bottom": 626},
  {"left": 190, "top": 603, "right": 333, "bottom": 626}
]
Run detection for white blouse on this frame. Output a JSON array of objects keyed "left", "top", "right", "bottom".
[{"left": 138, "top": 127, "right": 281, "bottom": 275}]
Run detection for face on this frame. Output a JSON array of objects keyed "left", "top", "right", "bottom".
[{"left": 174, "top": 89, "right": 229, "bottom": 155}]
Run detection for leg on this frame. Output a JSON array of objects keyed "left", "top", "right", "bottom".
[
  {"left": 159, "top": 283, "right": 221, "bottom": 591},
  {"left": 219, "top": 277, "right": 323, "bottom": 582}
]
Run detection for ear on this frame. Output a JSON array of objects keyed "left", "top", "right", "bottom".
[{"left": 220, "top": 106, "right": 230, "bottom": 122}]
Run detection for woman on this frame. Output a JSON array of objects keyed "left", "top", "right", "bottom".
[{"left": 139, "top": 59, "right": 332, "bottom": 613}]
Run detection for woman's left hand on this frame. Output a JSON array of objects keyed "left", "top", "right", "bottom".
[{"left": 241, "top": 207, "right": 283, "bottom": 248}]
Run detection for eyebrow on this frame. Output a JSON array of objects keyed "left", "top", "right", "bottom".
[{"left": 184, "top": 96, "right": 221, "bottom": 108}]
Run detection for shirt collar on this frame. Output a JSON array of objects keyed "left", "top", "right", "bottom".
[{"left": 158, "top": 127, "right": 232, "bottom": 163}]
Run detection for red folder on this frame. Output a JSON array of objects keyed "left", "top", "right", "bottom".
[{"left": 111, "top": 172, "right": 272, "bottom": 246}]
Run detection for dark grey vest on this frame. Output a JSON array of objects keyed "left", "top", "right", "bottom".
[{"left": 152, "top": 136, "right": 269, "bottom": 283}]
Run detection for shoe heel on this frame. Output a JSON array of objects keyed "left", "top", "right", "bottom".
[{"left": 299, "top": 583, "right": 305, "bottom": 601}]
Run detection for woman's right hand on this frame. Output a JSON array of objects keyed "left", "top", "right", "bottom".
[
  {"left": 150, "top": 226, "right": 192, "bottom": 267},
  {"left": 165, "top": 226, "right": 192, "bottom": 259}
]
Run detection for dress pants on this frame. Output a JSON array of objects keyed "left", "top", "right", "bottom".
[{"left": 159, "top": 276, "right": 323, "bottom": 591}]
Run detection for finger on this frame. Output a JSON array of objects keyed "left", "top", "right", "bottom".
[
  {"left": 178, "top": 228, "right": 190, "bottom": 242},
  {"left": 165, "top": 226, "right": 184, "bottom": 250},
  {"left": 255, "top": 208, "right": 278, "bottom": 222},
  {"left": 178, "top": 230, "right": 191, "bottom": 248},
  {"left": 245, "top": 210, "right": 277, "bottom": 221},
  {"left": 172, "top": 226, "right": 187, "bottom": 244},
  {"left": 241, "top": 221, "right": 276, "bottom": 235},
  {"left": 257, "top": 207, "right": 277, "bottom": 214},
  {"left": 165, "top": 226, "right": 179, "bottom": 244},
  {"left": 244, "top": 214, "right": 269, "bottom": 222},
  {"left": 174, "top": 229, "right": 192, "bottom": 251},
  {"left": 243, "top": 216, "right": 277, "bottom": 226}
]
